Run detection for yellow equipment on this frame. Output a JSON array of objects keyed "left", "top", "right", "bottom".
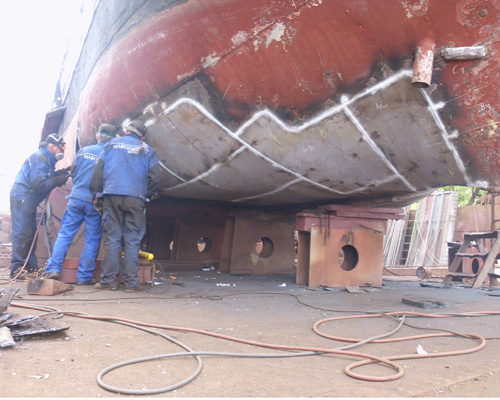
[
  {"left": 138, "top": 250, "right": 154, "bottom": 261},
  {"left": 120, "top": 250, "right": 155, "bottom": 261}
]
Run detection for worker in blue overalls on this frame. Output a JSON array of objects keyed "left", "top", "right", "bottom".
[
  {"left": 44, "top": 124, "right": 118, "bottom": 284},
  {"left": 9, "top": 134, "right": 69, "bottom": 281},
  {"left": 89, "top": 120, "right": 160, "bottom": 292}
]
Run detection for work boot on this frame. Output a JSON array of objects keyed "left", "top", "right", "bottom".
[
  {"left": 94, "top": 282, "right": 119, "bottom": 291},
  {"left": 10, "top": 269, "right": 38, "bottom": 281},
  {"left": 45, "top": 272, "right": 60, "bottom": 280},
  {"left": 123, "top": 285, "right": 143, "bottom": 293},
  {"left": 76, "top": 278, "right": 97, "bottom": 286}
]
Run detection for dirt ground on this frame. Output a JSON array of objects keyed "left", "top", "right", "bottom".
[{"left": 1, "top": 266, "right": 500, "bottom": 398}]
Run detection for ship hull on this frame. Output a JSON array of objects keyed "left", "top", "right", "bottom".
[{"left": 47, "top": 0, "right": 500, "bottom": 209}]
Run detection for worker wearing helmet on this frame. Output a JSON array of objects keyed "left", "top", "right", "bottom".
[
  {"left": 44, "top": 124, "right": 118, "bottom": 284},
  {"left": 89, "top": 119, "right": 160, "bottom": 292},
  {"left": 9, "top": 133, "right": 70, "bottom": 281}
]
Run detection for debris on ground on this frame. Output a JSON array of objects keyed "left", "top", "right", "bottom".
[
  {"left": 0, "top": 288, "right": 19, "bottom": 313},
  {"left": 401, "top": 297, "right": 453, "bottom": 309},
  {"left": 344, "top": 286, "right": 381, "bottom": 293},
  {"left": 345, "top": 286, "right": 365, "bottom": 294},
  {"left": 0, "top": 286, "right": 70, "bottom": 347}
]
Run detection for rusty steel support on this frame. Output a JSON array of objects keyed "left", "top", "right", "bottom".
[
  {"left": 296, "top": 205, "right": 404, "bottom": 288},
  {"left": 412, "top": 38, "right": 435, "bottom": 88},
  {"left": 227, "top": 213, "right": 296, "bottom": 275},
  {"left": 219, "top": 217, "right": 235, "bottom": 273}
]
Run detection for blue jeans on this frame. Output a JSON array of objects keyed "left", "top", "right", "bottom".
[
  {"left": 46, "top": 198, "right": 102, "bottom": 282},
  {"left": 100, "top": 195, "right": 145, "bottom": 289},
  {"left": 10, "top": 195, "right": 39, "bottom": 275}
]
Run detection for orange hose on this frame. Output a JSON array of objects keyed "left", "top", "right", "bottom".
[
  {"left": 10, "top": 305, "right": 496, "bottom": 382},
  {"left": 314, "top": 311, "right": 491, "bottom": 381}
]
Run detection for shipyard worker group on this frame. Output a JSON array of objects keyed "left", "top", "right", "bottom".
[
  {"left": 9, "top": 120, "right": 161, "bottom": 293},
  {"left": 44, "top": 124, "right": 119, "bottom": 285}
]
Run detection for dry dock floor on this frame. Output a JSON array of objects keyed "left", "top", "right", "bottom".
[{"left": 1, "top": 267, "right": 499, "bottom": 398}]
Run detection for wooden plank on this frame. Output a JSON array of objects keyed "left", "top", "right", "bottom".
[
  {"left": 472, "top": 236, "right": 500, "bottom": 288},
  {"left": 0, "top": 288, "right": 19, "bottom": 314},
  {"left": 27, "top": 279, "right": 73, "bottom": 296},
  {"left": 446, "top": 272, "right": 476, "bottom": 277}
]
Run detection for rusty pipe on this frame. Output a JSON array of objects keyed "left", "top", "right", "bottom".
[{"left": 411, "top": 38, "right": 435, "bottom": 88}]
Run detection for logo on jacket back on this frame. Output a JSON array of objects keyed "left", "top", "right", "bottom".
[
  {"left": 112, "top": 143, "right": 146, "bottom": 154},
  {"left": 82, "top": 153, "right": 99, "bottom": 161}
]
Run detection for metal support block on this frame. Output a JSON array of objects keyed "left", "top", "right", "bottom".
[
  {"left": 296, "top": 206, "right": 397, "bottom": 288},
  {"left": 229, "top": 214, "right": 296, "bottom": 275},
  {"left": 174, "top": 217, "right": 226, "bottom": 265}
]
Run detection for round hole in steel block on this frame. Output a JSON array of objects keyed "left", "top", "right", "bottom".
[
  {"left": 472, "top": 258, "right": 480, "bottom": 274},
  {"left": 197, "top": 237, "right": 212, "bottom": 253},
  {"left": 256, "top": 237, "right": 274, "bottom": 258},
  {"left": 339, "top": 245, "right": 359, "bottom": 271}
]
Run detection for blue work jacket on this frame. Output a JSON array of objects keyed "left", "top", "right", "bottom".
[
  {"left": 10, "top": 146, "right": 57, "bottom": 204},
  {"left": 70, "top": 142, "right": 104, "bottom": 203},
  {"left": 97, "top": 133, "right": 159, "bottom": 200}
]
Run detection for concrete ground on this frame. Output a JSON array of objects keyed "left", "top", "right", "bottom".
[{"left": 0, "top": 266, "right": 499, "bottom": 398}]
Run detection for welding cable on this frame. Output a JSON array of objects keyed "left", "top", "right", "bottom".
[
  {"left": 313, "top": 311, "right": 500, "bottom": 342},
  {"left": 96, "top": 314, "right": 408, "bottom": 395},
  {"left": 95, "top": 319, "right": 205, "bottom": 395},
  {"left": 54, "top": 310, "right": 405, "bottom": 382},
  {"left": 9, "top": 304, "right": 498, "bottom": 389},
  {"left": 12, "top": 301, "right": 405, "bottom": 392},
  {"left": 313, "top": 311, "right": 489, "bottom": 382},
  {"left": 11, "top": 303, "right": 398, "bottom": 394},
  {"left": 12, "top": 304, "right": 203, "bottom": 394}
]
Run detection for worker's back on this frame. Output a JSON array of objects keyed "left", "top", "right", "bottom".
[{"left": 101, "top": 133, "right": 158, "bottom": 200}]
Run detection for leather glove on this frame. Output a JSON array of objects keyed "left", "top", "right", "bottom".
[
  {"left": 54, "top": 166, "right": 72, "bottom": 176},
  {"left": 93, "top": 193, "right": 104, "bottom": 215},
  {"left": 51, "top": 175, "right": 68, "bottom": 187}
]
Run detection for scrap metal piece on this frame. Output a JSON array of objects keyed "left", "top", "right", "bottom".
[
  {"left": 0, "top": 326, "right": 15, "bottom": 348},
  {"left": 402, "top": 298, "right": 453, "bottom": 309},
  {"left": 1, "top": 314, "right": 37, "bottom": 327},
  {"left": 402, "top": 298, "right": 440, "bottom": 308},
  {"left": 0, "top": 313, "right": 12, "bottom": 325},
  {"left": 0, "top": 288, "right": 20, "bottom": 313},
  {"left": 9, "top": 317, "right": 69, "bottom": 339},
  {"left": 441, "top": 46, "right": 486, "bottom": 60},
  {"left": 345, "top": 286, "right": 365, "bottom": 294}
]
